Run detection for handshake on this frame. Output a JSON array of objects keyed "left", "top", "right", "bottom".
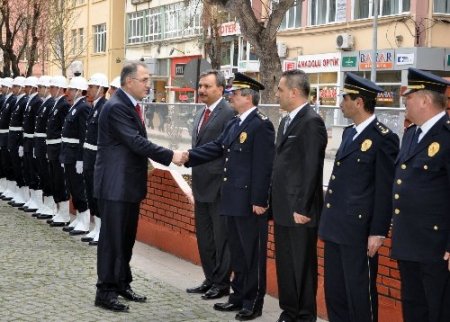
[{"left": 172, "top": 150, "right": 189, "bottom": 166}]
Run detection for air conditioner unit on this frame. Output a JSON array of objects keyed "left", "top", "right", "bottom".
[
  {"left": 277, "top": 43, "right": 287, "bottom": 58},
  {"left": 336, "top": 33, "right": 354, "bottom": 51}
]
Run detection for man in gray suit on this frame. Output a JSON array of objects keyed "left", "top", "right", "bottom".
[{"left": 186, "top": 70, "right": 234, "bottom": 299}]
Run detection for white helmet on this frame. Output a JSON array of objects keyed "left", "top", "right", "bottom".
[
  {"left": 2, "top": 77, "right": 13, "bottom": 88},
  {"left": 12, "top": 76, "right": 26, "bottom": 87},
  {"left": 37, "top": 75, "right": 52, "bottom": 87},
  {"left": 110, "top": 76, "right": 120, "bottom": 88},
  {"left": 50, "top": 76, "right": 68, "bottom": 88},
  {"left": 25, "top": 76, "right": 39, "bottom": 88},
  {"left": 88, "top": 73, "right": 109, "bottom": 88},
  {"left": 68, "top": 76, "right": 88, "bottom": 91}
]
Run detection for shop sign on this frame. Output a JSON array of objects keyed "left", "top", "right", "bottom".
[
  {"left": 296, "top": 53, "right": 341, "bottom": 73},
  {"left": 219, "top": 21, "right": 241, "bottom": 36},
  {"left": 175, "top": 63, "right": 185, "bottom": 76},
  {"left": 359, "top": 51, "right": 394, "bottom": 70},
  {"left": 342, "top": 56, "right": 357, "bottom": 67},
  {"left": 377, "top": 91, "right": 395, "bottom": 103},
  {"left": 283, "top": 60, "right": 297, "bottom": 71},
  {"left": 396, "top": 53, "right": 414, "bottom": 65}
]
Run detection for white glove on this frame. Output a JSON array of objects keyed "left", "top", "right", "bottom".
[
  {"left": 76, "top": 160, "right": 83, "bottom": 174},
  {"left": 18, "top": 146, "right": 24, "bottom": 157}
]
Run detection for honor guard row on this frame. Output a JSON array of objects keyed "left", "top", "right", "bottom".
[{"left": 0, "top": 73, "right": 117, "bottom": 246}]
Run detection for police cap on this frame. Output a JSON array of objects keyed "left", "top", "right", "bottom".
[
  {"left": 342, "top": 72, "right": 384, "bottom": 99},
  {"left": 231, "top": 72, "right": 265, "bottom": 91},
  {"left": 403, "top": 67, "right": 450, "bottom": 96}
]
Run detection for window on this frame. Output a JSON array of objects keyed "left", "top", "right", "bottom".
[
  {"left": 279, "top": 1, "right": 302, "bottom": 29},
  {"left": 310, "top": 0, "right": 336, "bottom": 25},
  {"left": 93, "top": 23, "right": 106, "bottom": 53},
  {"left": 354, "top": 0, "right": 410, "bottom": 19},
  {"left": 79, "top": 28, "right": 84, "bottom": 52},
  {"left": 434, "top": 0, "right": 450, "bottom": 13},
  {"left": 71, "top": 29, "right": 77, "bottom": 55},
  {"left": 127, "top": 11, "right": 145, "bottom": 43},
  {"left": 144, "top": 8, "right": 162, "bottom": 41},
  {"left": 165, "top": 3, "right": 184, "bottom": 38}
]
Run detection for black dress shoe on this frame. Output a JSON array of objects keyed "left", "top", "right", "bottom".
[
  {"left": 213, "top": 302, "right": 242, "bottom": 312},
  {"left": 201, "top": 286, "right": 229, "bottom": 300},
  {"left": 81, "top": 236, "right": 93, "bottom": 242},
  {"left": 89, "top": 240, "right": 98, "bottom": 246},
  {"left": 118, "top": 288, "right": 147, "bottom": 302},
  {"left": 235, "top": 308, "right": 262, "bottom": 321},
  {"left": 46, "top": 219, "right": 53, "bottom": 224},
  {"left": 62, "top": 226, "right": 75, "bottom": 232},
  {"left": 24, "top": 207, "right": 37, "bottom": 213},
  {"left": 95, "top": 297, "right": 129, "bottom": 312},
  {"left": 186, "top": 281, "right": 212, "bottom": 294},
  {"left": 37, "top": 214, "right": 53, "bottom": 220},
  {"left": 69, "top": 229, "right": 88, "bottom": 235},
  {"left": 49, "top": 221, "right": 70, "bottom": 227}
]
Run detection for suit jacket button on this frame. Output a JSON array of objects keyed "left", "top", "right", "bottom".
[
  {"left": 423, "top": 165, "right": 428, "bottom": 170},
  {"left": 358, "top": 214, "right": 362, "bottom": 219},
  {"left": 326, "top": 203, "right": 331, "bottom": 208},
  {"left": 336, "top": 161, "right": 340, "bottom": 166},
  {"left": 394, "top": 208, "right": 400, "bottom": 214},
  {"left": 225, "top": 158, "right": 229, "bottom": 162},
  {"left": 223, "top": 177, "right": 227, "bottom": 182},
  {"left": 227, "top": 149, "right": 230, "bottom": 152},
  {"left": 331, "top": 175, "right": 336, "bottom": 180},
  {"left": 328, "top": 189, "right": 333, "bottom": 194},
  {"left": 394, "top": 194, "right": 400, "bottom": 200},
  {"left": 224, "top": 168, "right": 227, "bottom": 172},
  {"left": 434, "top": 225, "right": 439, "bottom": 230},
  {"left": 396, "top": 179, "right": 402, "bottom": 185},
  {"left": 401, "top": 164, "right": 407, "bottom": 169},
  {"left": 357, "top": 158, "right": 361, "bottom": 162}
]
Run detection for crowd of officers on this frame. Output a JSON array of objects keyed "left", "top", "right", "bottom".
[{"left": 0, "top": 73, "right": 120, "bottom": 245}]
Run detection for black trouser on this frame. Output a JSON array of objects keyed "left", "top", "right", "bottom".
[
  {"left": 324, "top": 241, "right": 378, "bottom": 322},
  {"left": 0, "top": 147, "right": 13, "bottom": 181},
  {"left": 227, "top": 214, "right": 268, "bottom": 312},
  {"left": 83, "top": 168, "right": 99, "bottom": 217},
  {"left": 398, "top": 260, "right": 450, "bottom": 322},
  {"left": 36, "top": 156, "right": 52, "bottom": 196},
  {"left": 9, "top": 147, "right": 25, "bottom": 187},
  {"left": 48, "top": 159, "right": 68, "bottom": 203},
  {"left": 194, "top": 199, "right": 231, "bottom": 289},
  {"left": 96, "top": 199, "right": 140, "bottom": 300},
  {"left": 274, "top": 224, "right": 318, "bottom": 322},
  {"left": 23, "top": 152, "right": 39, "bottom": 190},
  {"left": 64, "top": 163, "right": 87, "bottom": 212}
]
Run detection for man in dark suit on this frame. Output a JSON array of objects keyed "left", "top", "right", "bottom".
[
  {"left": 271, "top": 69, "right": 327, "bottom": 322},
  {"left": 94, "top": 62, "right": 185, "bottom": 312},
  {"left": 391, "top": 68, "right": 450, "bottom": 322},
  {"left": 319, "top": 73, "right": 399, "bottom": 322},
  {"left": 185, "top": 73, "right": 275, "bottom": 321},
  {"left": 186, "top": 70, "right": 234, "bottom": 300}
]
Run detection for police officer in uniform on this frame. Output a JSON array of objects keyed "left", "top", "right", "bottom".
[
  {"left": 185, "top": 73, "right": 275, "bottom": 321},
  {"left": 0, "top": 77, "right": 16, "bottom": 200},
  {"left": 391, "top": 68, "right": 450, "bottom": 322},
  {"left": 8, "top": 76, "right": 29, "bottom": 207},
  {"left": 108, "top": 76, "right": 120, "bottom": 97},
  {"left": 319, "top": 73, "right": 399, "bottom": 322},
  {"left": 21, "top": 76, "right": 43, "bottom": 212},
  {"left": 46, "top": 76, "right": 71, "bottom": 227},
  {"left": 80, "top": 73, "right": 108, "bottom": 245},
  {"left": 33, "top": 76, "right": 56, "bottom": 219},
  {"left": 60, "top": 76, "right": 91, "bottom": 235}
]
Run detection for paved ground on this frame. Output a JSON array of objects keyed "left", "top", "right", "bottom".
[{"left": 0, "top": 199, "right": 326, "bottom": 322}]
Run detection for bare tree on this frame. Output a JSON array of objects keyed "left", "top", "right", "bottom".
[
  {"left": 200, "top": 0, "right": 296, "bottom": 103},
  {"left": 46, "top": 0, "right": 88, "bottom": 76}
]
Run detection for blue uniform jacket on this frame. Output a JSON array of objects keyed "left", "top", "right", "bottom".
[
  {"left": 8, "top": 94, "right": 28, "bottom": 150},
  {"left": 0, "top": 95, "right": 16, "bottom": 147},
  {"left": 83, "top": 96, "right": 107, "bottom": 170},
  {"left": 391, "top": 115, "right": 450, "bottom": 262},
  {"left": 23, "top": 94, "right": 43, "bottom": 153},
  {"left": 33, "top": 96, "right": 55, "bottom": 158},
  {"left": 319, "top": 119, "right": 399, "bottom": 245},
  {"left": 186, "top": 108, "right": 275, "bottom": 217}
]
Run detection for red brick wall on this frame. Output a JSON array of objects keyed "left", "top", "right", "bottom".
[{"left": 136, "top": 167, "right": 403, "bottom": 322}]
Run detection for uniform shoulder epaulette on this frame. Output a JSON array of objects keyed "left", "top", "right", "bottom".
[
  {"left": 375, "top": 121, "right": 390, "bottom": 135},
  {"left": 256, "top": 110, "right": 268, "bottom": 120}
]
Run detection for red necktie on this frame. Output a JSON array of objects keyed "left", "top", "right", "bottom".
[
  {"left": 199, "top": 108, "right": 211, "bottom": 132},
  {"left": 135, "top": 103, "right": 144, "bottom": 124}
]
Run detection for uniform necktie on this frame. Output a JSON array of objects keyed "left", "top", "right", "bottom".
[
  {"left": 199, "top": 108, "right": 211, "bottom": 132},
  {"left": 283, "top": 115, "right": 291, "bottom": 135},
  {"left": 407, "top": 127, "right": 422, "bottom": 155},
  {"left": 229, "top": 117, "right": 241, "bottom": 139},
  {"left": 135, "top": 103, "right": 144, "bottom": 125},
  {"left": 340, "top": 127, "right": 357, "bottom": 153}
]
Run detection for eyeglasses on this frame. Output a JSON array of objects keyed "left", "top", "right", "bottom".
[{"left": 132, "top": 77, "right": 151, "bottom": 85}]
